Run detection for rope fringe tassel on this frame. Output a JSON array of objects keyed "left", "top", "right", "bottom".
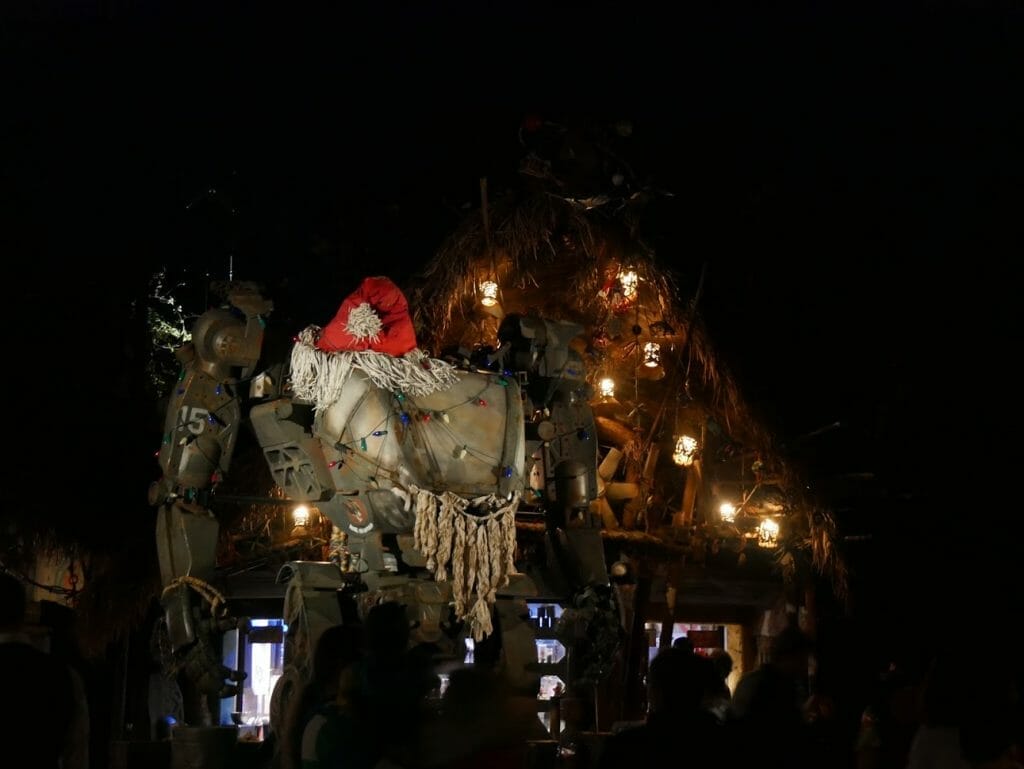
[{"left": 408, "top": 485, "right": 520, "bottom": 641}]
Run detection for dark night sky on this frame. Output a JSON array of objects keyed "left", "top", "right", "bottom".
[{"left": 3, "top": 3, "right": 1021, "bottom": 638}]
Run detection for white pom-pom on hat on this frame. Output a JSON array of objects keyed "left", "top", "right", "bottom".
[{"left": 345, "top": 302, "right": 383, "bottom": 342}]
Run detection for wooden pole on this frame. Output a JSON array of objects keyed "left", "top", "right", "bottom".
[{"left": 675, "top": 459, "right": 703, "bottom": 527}]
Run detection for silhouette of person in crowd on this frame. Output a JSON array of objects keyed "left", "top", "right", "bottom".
[
  {"left": 729, "top": 622, "right": 815, "bottom": 769},
  {"left": 277, "top": 623, "right": 364, "bottom": 769},
  {"left": 355, "top": 601, "right": 437, "bottom": 768},
  {"left": 597, "top": 646, "right": 725, "bottom": 769}
]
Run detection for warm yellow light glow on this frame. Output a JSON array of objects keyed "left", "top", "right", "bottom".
[
  {"left": 598, "top": 378, "right": 616, "bottom": 398},
  {"left": 617, "top": 268, "right": 639, "bottom": 300},
  {"left": 643, "top": 342, "right": 661, "bottom": 368},
  {"left": 480, "top": 280, "right": 499, "bottom": 307},
  {"left": 672, "top": 434, "right": 698, "bottom": 466},
  {"left": 719, "top": 502, "right": 737, "bottom": 523},
  {"left": 758, "top": 518, "right": 780, "bottom": 548},
  {"left": 292, "top": 504, "right": 310, "bottom": 528}
]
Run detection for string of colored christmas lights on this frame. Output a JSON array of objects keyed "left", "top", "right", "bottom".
[
  {"left": 164, "top": 374, "right": 240, "bottom": 445},
  {"left": 390, "top": 375, "right": 505, "bottom": 417},
  {"left": 400, "top": 387, "right": 511, "bottom": 470},
  {"left": 315, "top": 378, "right": 527, "bottom": 491},
  {"left": 332, "top": 412, "right": 392, "bottom": 453},
  {"left": 328, "top": 410, "right": 396, "bottom": 486}
]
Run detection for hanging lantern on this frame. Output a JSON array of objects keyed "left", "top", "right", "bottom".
[
  {"left": 290, "top": 504, "right": 311, "bottom": 538},
  {"left": 480, "top": 280, "right": 499, "bottom": 307},
  {"left": 719, "top": 502, "right": 737, "bottom": 523},
  {"left": 617, "top": 268, "right": 639, "bottom": 300},
  {"left": 643, "top": 342, "right": 661, "bottom": 368},
  {"left": 598, "top": 377, "right": 616, "bottom": 398},
  {"left": 292, "top": 504, "right": 310, "bottom": 528},
  {"left": 672, "top": 434, "right": 698, "bottom": 466},
  {"left": 757, "top": 518, "right": 780, "bottom": 548}
]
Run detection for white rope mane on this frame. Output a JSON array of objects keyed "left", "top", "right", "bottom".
[{"left": 289, "top": 326, "right": 460, "bottom": 412}]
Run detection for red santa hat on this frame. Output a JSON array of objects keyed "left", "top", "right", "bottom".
[{"left": 316, "top": 276, "right": 418, "bottom": 357}]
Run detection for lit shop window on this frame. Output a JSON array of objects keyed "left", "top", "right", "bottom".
[{"left": 220, "top": 618, "right": 285, "bottom": 737}]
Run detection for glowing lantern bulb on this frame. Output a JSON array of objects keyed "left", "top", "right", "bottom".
[
  {"left": 617, "top": 268, "right": 639, "bottom": 300},
  {"left": 758, "top": 518, "right": 780, "bottom": 548},
  {"left": 480, "top": 280, "right": 499, "bottom": 307},
  {"left": 643, "top": 342, "right": 661, "bottom": 368},
  {"left": 719, "top": 502, "right": 737, "bottom": 523},
  {"left": 598, "top": 378, "right": 615, "bottom": 398},
  {"left": 672, "top": 435, "right": 698, "bottom": 466},
  {"left": 292, "top": 504, "right": 310, "bottom": 528}
]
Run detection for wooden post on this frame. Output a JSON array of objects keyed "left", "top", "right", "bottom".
[
  {"left": 742, "top": 616, "right": 758, "bottom": 673},
  {"left": 623, "top": 574, "right": 652, "bottom": 721},
  {"left": 674, "top": 459, "right": 703, "bottom": 527}
]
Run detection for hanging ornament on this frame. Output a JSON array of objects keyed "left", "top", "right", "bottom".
[{"left": 672, "top": 435, "right": 698, "bottom": 466}]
